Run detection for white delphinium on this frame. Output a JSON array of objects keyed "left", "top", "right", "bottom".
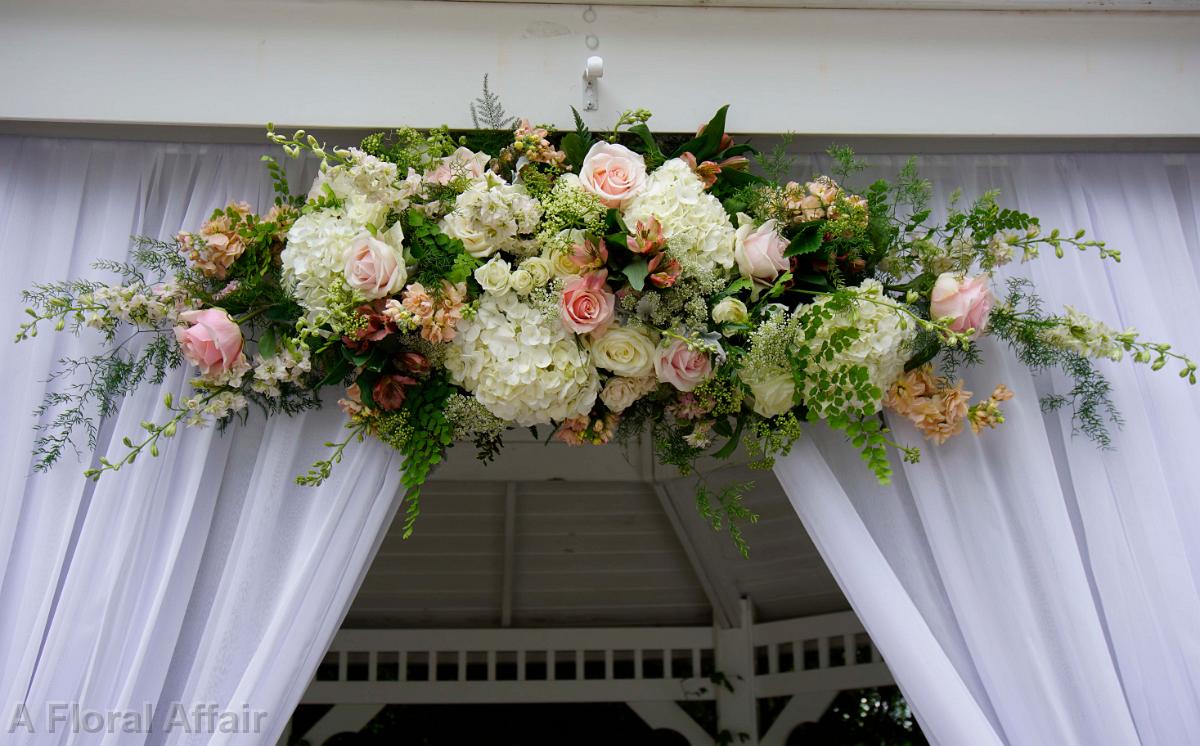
[
  {"left": 183, "top": 390, "right": 249, "bottom": 427},
  {"left": 1044, "top": 305, "right": 1127, "bottom": 362},
  {"left": 251, "top": 346, "right": 313, "bottom": 397},
  {"left": 440, "top": 173, "right": 543, "bottom": 258},
  {"left": 445, "top": 291, "right": 599, "bottom": 426},
  {"left": 623, "top": 158, "right": 736, "bottom": 276}
]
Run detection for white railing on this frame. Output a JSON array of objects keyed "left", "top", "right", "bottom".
[{"left": 301, "top": 611, "right": 892, "bottom": 706}]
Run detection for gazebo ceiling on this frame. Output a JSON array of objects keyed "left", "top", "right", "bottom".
[{"left": 346, "top": 445, "right": 847, "bottom": 629}]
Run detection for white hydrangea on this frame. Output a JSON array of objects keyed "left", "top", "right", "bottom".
[
  {"left": 800, "top": 279, "right": 916, "bottom": 415},
  {"left": 445, "top": 292, "right": 599, "bottom": 426},
  {"left": 623, "top": 158, "right": 736, "bottom": 275},
  {"left": 280, "top": 210, "right": 359, "bottom": 321},
  {"left": 440, "top": 173, "right": 543, "bottom": 259}
]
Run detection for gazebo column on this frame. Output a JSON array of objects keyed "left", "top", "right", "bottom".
[{"left": 715, "top": 597, "right": 759, "bottom": 745}]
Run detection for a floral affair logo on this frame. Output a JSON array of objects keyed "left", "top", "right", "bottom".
[{"left": 7, "top": 702, "right": 269, "bottom": 735}]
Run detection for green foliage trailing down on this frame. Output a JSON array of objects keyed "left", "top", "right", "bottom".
[
  {"left": 987, "top": 277, "right": 1123, "bottom": 446},
  {"left": 17, "top": 86, "right": 1198, "bottom": 556}
]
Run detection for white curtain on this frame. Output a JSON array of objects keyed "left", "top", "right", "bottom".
[
  {"left": 0, "top": 137, "right": 405, "bottom": 744},
  {"left": 775, "top": 153, "right": 1200, "bottom": 746}
]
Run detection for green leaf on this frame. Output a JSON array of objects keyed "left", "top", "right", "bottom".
[
  {"left": 712, "top": 413, "right": 746, "bottom": 459},
  {"left": 623, "top": 260, "right": 649, "bottom": 291},
  {"left": 671, "top": 105, "right": 729, "bottom": 162},
  {"left": 784, "top": 225, "right": 824, "bottom": 257},
  {"left": 317, "top": 356, "right": 351, "bottom": 388},
  {"left": 627, "top": 123, "right": 664, "bottom": 165},
  {"left": 258, "top": 327, "right": 277, "bottom": 358},
  {"left": 561, "top": 133, "right": 588, "bottom": 173}
]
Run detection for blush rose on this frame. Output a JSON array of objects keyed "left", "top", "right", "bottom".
[
  {"left": 578, "top": 142, "right": 647, "bottom": 209},
  {"left": 560, "top": 271, "right": 616, "bottom": 335},
  {"left": 344, "top": 232, "right": 406, "bottom": 300},
  {"left": 654, "top": 339, "right": 713, "bottom": 392},
  {"left": 930, "top": 273, "right": 994, "bottom": 336},
  {"left": 174, "top": 308, "right": 244, "bottom": 376}
]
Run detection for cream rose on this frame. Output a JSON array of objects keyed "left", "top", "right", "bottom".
[
  {"left": 519, "top": 256, "right": 554, "bottom": 287},
  {"left": 474, "top": 256, "right": 512, "bottom": 297},
  {"left": 344, "top": 232, "right": 406, "bottom": 300},
  {"left": 930, "top": 273, "right": 993, "bottom": 336},
  {"left": 734, "top": 215, "right": 790, "bottom": 295},
  {"left": 744, "top": 370, "right": 796, "bottom": 418},
  {"left": 712, "top": 297, "right": 749, "bottom": 326},
  {"left": 509, "top": 268, "right": 534, "bottom": 296},
  {"left": 654, "top": 339, "right": 712, "bottom": 392},
  {"left": 591, "top": 326, "right": 656, "bottom": 378},
  {"left": 600, "top": 375, "right": 658, "bottom": 413},
  {"left": 579, "top": 142, "right": 647, "bottom": 209}
]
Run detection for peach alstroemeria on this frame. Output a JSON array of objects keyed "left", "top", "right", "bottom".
[
  {"left": 570, "top": 237, "right": 609, "bottom": 271},
  {"left": 628, "top": 217, "right": 666, "bottom": 255},
  {"left": 647, "top": 254, "right": 682, "bottom": 288}
]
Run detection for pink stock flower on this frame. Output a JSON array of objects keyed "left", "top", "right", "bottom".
[
  {"left": 560, "top": 271, "right": 616, "bottom": 335},
  {"left": 174, "top": 308, "right": 244, "bottom": 377},
  {"left": 930, "top": 274, "right": 994, "bottom": 336}
]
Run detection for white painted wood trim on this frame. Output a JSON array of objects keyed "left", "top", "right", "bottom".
[{"left": 1, "top": 0, "right": 1197, "bottom": 136}]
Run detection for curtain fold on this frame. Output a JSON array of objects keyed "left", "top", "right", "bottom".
[
  {"left": 776, "top": 153, "right": 1200, "bottom": 746},
  {"left": 0, "top": 136, "right": 403, "bottom": 744}
]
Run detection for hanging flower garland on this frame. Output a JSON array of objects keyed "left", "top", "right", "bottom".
[{"left": 17, "top": 104, "right": 1195, "bottom": 555}]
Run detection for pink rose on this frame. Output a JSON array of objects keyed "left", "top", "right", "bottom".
[
  {"left": 654, "top": 339, "right": 713, "bottom": 392},
  {"left": 174, "top": 308, "right": 244, "bottom": 376},
  {"left": 734, "top": 218, "right": 789, "bottom": 292},
  {"left": 930, "top": 273, "right": 994, "bottom": 336},
  {"left": 578, "top": 142, "right": 647, "bottom": 209},
  {"left": 426, "top": 147, "right": 490, "bottom": 186},
  {"left": 344, "top": 232, "right": 406, "bottom": 300},
  {"left": 560, "top": 271, "right": 616, "bottom": 335}
]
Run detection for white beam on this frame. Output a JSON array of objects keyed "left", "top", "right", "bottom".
[
  {"left": 501, "top": 482, "right": 517, "bottom": 627},
  {"left": 715, "top": 598, "right": 759, "bottom": 745},
  {"left": 0, "top": 0, "right": 1197, "bottom": 136},
  {"left": 654, "top": 483, "right": 735, "bottom": 629}
]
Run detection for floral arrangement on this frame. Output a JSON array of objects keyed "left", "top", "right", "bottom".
[{"left": 17, "top": 100, "right": 1195, "bottom": 554}]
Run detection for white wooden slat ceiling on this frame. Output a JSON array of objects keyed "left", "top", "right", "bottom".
[{"left": 345, "top": 470, "right": 847, "bottom": 630}]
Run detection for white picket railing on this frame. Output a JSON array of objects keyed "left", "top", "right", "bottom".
[{"left": 301, "top": 611, "right": 893, "bottom": 706}]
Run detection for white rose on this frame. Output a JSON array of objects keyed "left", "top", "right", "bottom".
[
  {"left": 474, "top": 256, "right": 512, "bottom": 296},
  {"left": 744, "top": 370, "right": 796, "bottom": 418},
  {"left": 590, "top": 326, "right": 657, "bottom": 378},
  {"left": 509, "top": 269, "right": 534, "bottom": 297},
  {"left": 344, "top": 232, "right": 406, "bottom": 300},
  {"left": 519, "top": 257, "right": 554, "bottom": 288},
  {"left": 441, "top": 210, "right": 492, "bottom": 257},
  {"left": 600, "top": 375, "right": 657, "bottom": 413},
  {"left": 345, "top": 197, "right": 389, "bottom": 231},
  {"left": 712, "top": 297, "right": 749, "bottom": 326}
]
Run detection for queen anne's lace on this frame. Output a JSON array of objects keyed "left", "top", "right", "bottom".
[{"left": 445, "top": 292, "right": 598, "bottom": 425}]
